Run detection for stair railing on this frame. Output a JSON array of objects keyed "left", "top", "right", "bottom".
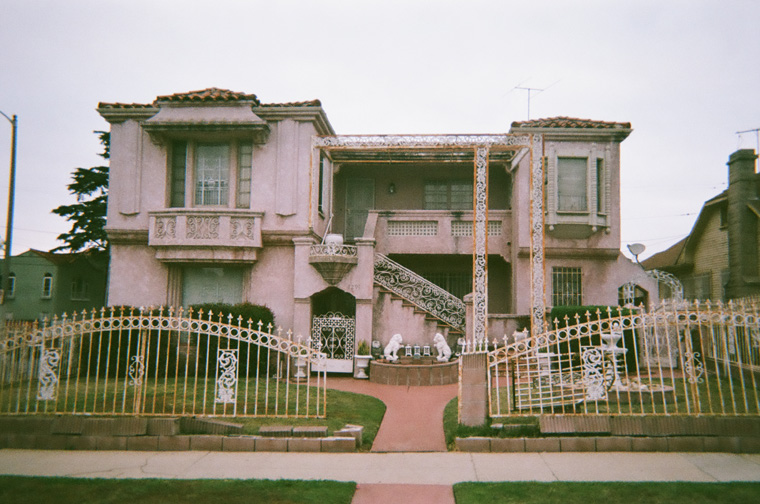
[{"left": 374, "top": 253, "right": 465, "bottom": 332}]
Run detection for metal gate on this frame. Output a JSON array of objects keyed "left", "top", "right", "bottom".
[{"left": 311, "top": 312, "right": 355, "bottom": 373}]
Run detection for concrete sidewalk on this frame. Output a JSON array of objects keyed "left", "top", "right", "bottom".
[{"left": 2, "top": 449, "right": 760, "bottom": 483}]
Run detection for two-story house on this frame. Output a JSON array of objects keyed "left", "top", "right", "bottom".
[
  {"left": 643, "top": 149, "right": 759, "bottom": 301},
  {"left": 98, "top": 88, "right": 650, "bottom": 373},
  {"left": 0, "top": 249, "right": 107, "bottom": 322}
]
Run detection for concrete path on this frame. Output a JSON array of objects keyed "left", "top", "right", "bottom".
[
  {"left": 327, "top": 377, "right": 458, "bottom": 452},
  {"left": 3, "top": 450, "right": 760, "bottom": 483}
]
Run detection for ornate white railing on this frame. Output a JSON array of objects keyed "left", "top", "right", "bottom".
[
  {"left": 486, "top": 298, "right": 760, "bottom": 417},
  {"left": 0, "top": 307, "right": 327, "bottom": 418},
  {"left": 309, "top": 244, "right": 358, "bottom": 258},
  {"left": 374, "top": 253, "right": 466, "bottom": 333}
]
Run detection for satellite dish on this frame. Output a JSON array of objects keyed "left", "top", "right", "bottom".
[{"left": 627, "top": 243, "right": 646, "bottom": 257}]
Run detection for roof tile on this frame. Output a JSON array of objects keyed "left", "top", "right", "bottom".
[{"left": 511, "top": 116, "right": 631, "bottom": 130}]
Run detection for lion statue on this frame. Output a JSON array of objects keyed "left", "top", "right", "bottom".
[
  {"left": 384, "top": 333, "right": 403, "bottom": 362},
  {"left": 433, "top": 333, "right": 451, "bottom": 362}
]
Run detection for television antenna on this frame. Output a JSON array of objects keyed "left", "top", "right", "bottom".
[
  {"left": 512, "top": 80, "right": 560, "bottom": 120},
  {"left": 736, "top": 127, "right": 760, "bottom": 154}
]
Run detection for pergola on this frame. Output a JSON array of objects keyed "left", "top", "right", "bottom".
[{"left": 311, "top": 133, "right": 546, "bottom": 341}]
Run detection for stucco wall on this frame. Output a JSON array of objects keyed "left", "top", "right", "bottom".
[{"left": 108, "top": 244, "right": 167, "bottom": 307}]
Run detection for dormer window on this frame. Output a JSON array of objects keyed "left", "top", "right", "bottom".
[{"left": 169, "top": 141, "right": 253, "bottom": 209}]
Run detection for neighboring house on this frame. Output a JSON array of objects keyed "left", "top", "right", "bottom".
[
  {"left": 0, "top": 249, "right": 108, "bottom": 322},
  {"left": 642, "top": 149, "right": 759, "bottom": 301},
  {"left": 98, "top": 88, "right": 650, "bottom": 372}
]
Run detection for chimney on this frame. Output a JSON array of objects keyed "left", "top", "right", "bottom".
[{"left": 726, "top": 149, "right": 759, "bottom": 299}]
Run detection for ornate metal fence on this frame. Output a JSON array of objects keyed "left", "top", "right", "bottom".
[
  {"left": 374, "top": 253, "right": 466, "bottom": 332},
  {"left": 487, "top": 298, "right": 760, "bottom": 417},
  {"left": 0, "top": 307, "right": 327, "bottom": 418}
]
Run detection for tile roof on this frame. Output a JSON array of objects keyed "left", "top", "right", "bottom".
[
  {"left": 99, "top": 89, "right": 323, "bottom": 110},
  {"left": 155, "top": 88, "right": 260, "bottom": 105},
  {"left": 511, "top": 116, "right": 631, "bottom": 130}
]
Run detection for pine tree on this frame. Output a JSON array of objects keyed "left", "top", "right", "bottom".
[{"left": 52, "top": 131, "right": 109, "bottom": 252}]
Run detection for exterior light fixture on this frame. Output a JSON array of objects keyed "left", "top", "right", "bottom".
[{"left": 388, "top": 183, "right": 396, "bottom": 194}]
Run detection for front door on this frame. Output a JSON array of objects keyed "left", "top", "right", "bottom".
[{"left": 345, "top": 178, "right": 375, "bottom": 241}]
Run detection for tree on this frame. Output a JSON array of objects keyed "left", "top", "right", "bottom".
[{"left": 52, "top": 131, "right": 109, "bottom": 252}]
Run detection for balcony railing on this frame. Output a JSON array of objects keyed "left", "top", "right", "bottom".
[
  {"left": 148, "top": 209, "right": 264, "bottom": 249},
  {"left": 369, "top": 210, "right": 510, "bottom": 255}
]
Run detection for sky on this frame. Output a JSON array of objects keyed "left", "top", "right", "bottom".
[{"left": 0, "top": 0, "right": 758, "bottom": 260}]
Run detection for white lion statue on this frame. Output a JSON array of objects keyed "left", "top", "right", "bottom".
[
  {"left": 384, "top": 334, "right": 403, "bottom": 362},
  {"left": 433, "top": 333, "right": 451, "bottom": 362}
]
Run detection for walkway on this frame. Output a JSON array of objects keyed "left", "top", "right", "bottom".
[
  {"left": 327, "top": 377, "right": 458, "bottom": 452},
  {"left": 327, "top": 377, "right": 459, "bottom": 503}
]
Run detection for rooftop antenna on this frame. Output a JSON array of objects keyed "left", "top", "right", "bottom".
[
  {"left": 514, "top": 86, "right": 544, "bottom": 120},
  {"left": 512, "top": 80, "right": 559, "bottom": 120},
  {"left": 736, "top": 127, "right": 760, "bottom": 155}
]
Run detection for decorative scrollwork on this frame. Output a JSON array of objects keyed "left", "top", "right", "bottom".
[
  {"left": 530, "top": 134, "right": 546, "bottom": 336},
  {"left": 683, "top": 351, "right": 705, "bottom": 384},
  {"left": 154, "top": 216, "right": 176, "bottom": 239},
  {"left": 473, "top": 146, "right": 489, "bottom": 343},
  {"left": 313, "top": 134, "right": 532, "bottom": 150},
  {"left": 215, "top": 349, "right": 238, "bottom": 404},
  {"left": 36, "top": 348, "right": 60, "bottom": 401},
  {"left": 128, "top": 355, "right": 145, "bottom": 386},
  {"left": 230, "top": 218, "right": 256, "bottom": 241},
  {"left": 374, "top": 254, "right": 465, "bottom": 332},
  {"left": 310, "top": 244, "right": 358, "bottom": 258},
  {"left": 582, "top": 347, "right": 607, "bottom": 401},
  {"left": 186, "top": 216, "right": 219, "bottom": 239},
  {"left": 311, "top": 312, "right": 355, "bottom": 361}
]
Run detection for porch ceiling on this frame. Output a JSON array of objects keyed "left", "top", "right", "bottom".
[{"left": 326, "top": 148, "right": 516, "bottom": 163}]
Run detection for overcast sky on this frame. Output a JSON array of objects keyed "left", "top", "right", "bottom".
[{"left": 1, "top": 0, "right": 758, "bottom": 260}]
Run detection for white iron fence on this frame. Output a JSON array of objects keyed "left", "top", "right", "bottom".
[
  {"left": 486, "top": 298, "right": 760, "bottom": 417},
  {"left": 0, "top": 307, "right": 327, "bottom": 418}
]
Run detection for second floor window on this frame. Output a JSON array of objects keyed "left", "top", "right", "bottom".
[
  {"left": 557, "top": 157, "right": 588, "bottom": 212},
  {"left": 71, "top": 277, "right": 90, "bottom": 301},
  {"left": 424, "top": 180, "right": 473, "bottom": 210},
  {"left": 169, "top": 141, "right": 253, "bottom": 209},
  {"left": 1, "top": 274, "right": 16, "bottom": 299},
  {"left": 41, "top": 274, "right": 53, "bottom": 299}
]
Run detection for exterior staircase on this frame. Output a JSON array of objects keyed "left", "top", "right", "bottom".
[{"left": 373, "top": 254, "right": 465, "bottom": 346}]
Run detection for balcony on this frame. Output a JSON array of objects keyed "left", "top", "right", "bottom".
[
  {"left": 308, "top": 237, "right": 359, "bottom": 285},
  {"left": 366, "top": 210, "right": 511, "bottom": 256},
  {"left": 148, "top": 209, "right": 264, "bottom": 262}
]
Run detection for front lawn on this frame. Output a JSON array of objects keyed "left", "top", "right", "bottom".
[
  {"left": 453, "top": 482, "right": 760, "bottom": 504},
  {"left": 0, "top": 476, "right": 355, "bottom": 504}
]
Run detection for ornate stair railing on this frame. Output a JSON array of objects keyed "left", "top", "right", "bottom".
[{"left": 373, "top": 253, "right": 466, "bottom": 333}]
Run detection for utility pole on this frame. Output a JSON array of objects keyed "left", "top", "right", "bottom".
[{"left": 0, "top": 110, "right": 18, "bottom": 335}]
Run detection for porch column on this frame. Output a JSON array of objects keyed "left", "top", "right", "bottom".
[{"left": 472, "top": 146, "right": 489, "bottom": 343}]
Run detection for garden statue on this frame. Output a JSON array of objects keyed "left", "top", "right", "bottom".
[
  {"left": 433, "top": 333, "right": 451, "bottom": 362},
  {"left": 384, "top": 333, "right": 403, "bottom": 362}
]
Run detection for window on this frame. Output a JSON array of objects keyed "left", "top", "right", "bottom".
[
  {"left": 557, "top": 157, "right": 587, "bottom": 212},
  {"left": 71, "top": 277, "right": 90, "bottom": 301},
  {"left": 552, "top": 267, "right": 583, "bottom": 306},
  {"left": 1, "top": 274, "right": 15, "bottom": 299},
  {"left": 424, "top": 180, "right": 473, "bottom": 210},
  {"left": 41, "top": 274, "right": 53, "bottom": 299},
  {"left": 169, "top": 141, "right": 253, "bottom": 209},
  {"left": 182, "top": 267, "right": 243, "bottom": 306}
]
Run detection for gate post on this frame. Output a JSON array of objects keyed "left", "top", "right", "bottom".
[{"left": 459, "top": 352, "right": 488, "bottom": 427}]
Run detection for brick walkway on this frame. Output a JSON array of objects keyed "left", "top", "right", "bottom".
[{"left": 327, "top": 377, "right": 459, "bottom": 503}]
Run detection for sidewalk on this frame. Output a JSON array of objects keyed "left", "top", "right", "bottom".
[{"left": 2, "top": 449, "right": 760, "bottom": 483}]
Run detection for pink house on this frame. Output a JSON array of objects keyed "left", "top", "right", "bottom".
[{"left": 98, "top": 88, "right": 651, "bottom": 373}]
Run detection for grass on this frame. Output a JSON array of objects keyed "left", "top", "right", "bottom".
[
  {"left": 0, "top": 383, "right": 386, "bottom": 451},
  {"left": 453, "top": 482, "right": 760, "bottom": 504},
  {"left": 443, "top": 397, "right": 539, "bottom": 449},
  {"left": 0, "top": 476, "right": 355, "bottom": 504}
]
